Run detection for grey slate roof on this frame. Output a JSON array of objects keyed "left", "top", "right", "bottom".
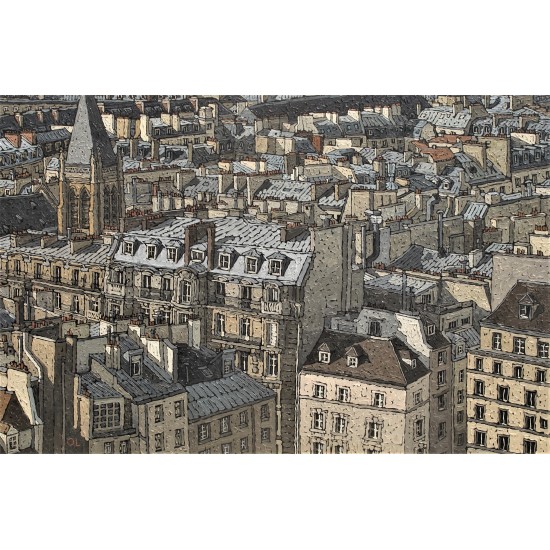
[
  {"left": 80, "top": 372, "right": 123, "bottom": 399},
  {"left": 66, "top": 96, "right": 117, "bottom": 168},
  {"left": 462, "top": 202, "right": 489, "bottom": 221},
  {"left": 0, "top": 194, "right": 57, "bottom": 235},
  {"left": 364, "top": 272, "right": 437, "bottom": 294},
  {"left": 391, "top": 245, "right": 469, "bottom": 274},
  {"left": 187, "top": 371, "right": 274, "bottom": 421}
]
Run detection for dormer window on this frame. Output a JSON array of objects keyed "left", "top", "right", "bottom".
[
  {"left": 519, "top": 303, "right": 532, "bottom": 319},
  {"left": 319, "top": 351, "right": 330, "bottom": 363},
  {"left": 131, "top": 356, "right": 142, "bottom": 377},
  {"left": 123, "top": 241, "right": 134, "bottom": 255},
  {"left": 427, "top": 324, "right": 435, "bottom": 336},
  {"left": 191, "top": 250, "right": 205, "bottom": 262},
  {"left": 246, "top": 257, "right": 258, "bottom": 274},
  {"left": 167, "top": 247, "right": 177, "bottom": 262},
  {"left": 347, "top": 356, "right": 358, "bottom": 368},
  {"left": 219, "top": 253, "right": 231, "bottom": 270},
  {"left": 269, "top": 259, "right": 283, "bottom": 276},
  {"left": 147, "top": 245, "right": 157, "bottom": 259}
]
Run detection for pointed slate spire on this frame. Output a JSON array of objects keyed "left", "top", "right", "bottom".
[{"left": 66, "top": 95, "right": 117, "bottom": 168}]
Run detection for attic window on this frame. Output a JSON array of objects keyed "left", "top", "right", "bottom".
[
  {"left": 269, "top": 259, "right": 283, "bottom": 276},
  {"left": 123, "top": 241, "right": 134, "bottom": 255},
  {"left": 319, "top": 351, "right": 330, "bottom": 364},
  {"left": 147, "top": 245, "right": 157, "bottom": 259},
  {"left": 519, "top": 303, "right": 532, "bottom": 320},
  {"left": 191, "top": 250, "right": 205, "bottom": 262},
  {"left": 167, "top": 247, "right": 178, "bottom": 262},
  {"left": 131, "top": 356, "right": 142, "bottom": 377},
  {"left": 427, "top": 324, "right": 435, "bottom": 336},
  {"left": 245, "top": 257, "right": 258, "bottom": 274},
  {"left": 218, "top": 253, "right": 230, "bottom": 270},
  {"left": 347, "top": 356, "right": 358, "bottom": 368}
]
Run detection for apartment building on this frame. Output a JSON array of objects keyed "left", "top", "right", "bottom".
[
  {"left": 298, "top": 329, "right": 430, "bottom": 454},
  {"left": 467, "top": 281, "right": 550, "bottom": 453}
]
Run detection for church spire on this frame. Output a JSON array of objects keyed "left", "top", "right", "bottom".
[{"left": 66, "top": 96, "right": 116, "bottom": 168}]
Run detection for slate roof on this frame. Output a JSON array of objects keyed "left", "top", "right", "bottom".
[
  {"left": 187, "top": 371, "right": 274, "bottom": 421},
  {"left": 254, "top": 179, "right": 313, "bottom": 202},
  {"left": 484, "top": 280, "right": 550, "bottom": 334},
  {"left": 79, "top": 372, "right": 123, "bottom": 399},
  {"left": 462, "top": 202, "right": 489, "bottom": 221},
  {"left": 391, "top": 245, "right": 469, "bottom": 274},
  {"left": 0, "top": 194, "right": 57, "bottom": 234},
  {"left": 303, "top": 330, "right": 428, "bottom": 387},
  {"left": 35, "top": 128, "right": 71, "bottom": 145},
  {"left": 66, "top": 96, "right": 117, "bottom": 168},
  {"left": 364, "top": 272, "right": 437, "bottom": 295}
]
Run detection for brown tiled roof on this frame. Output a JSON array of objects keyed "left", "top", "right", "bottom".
[
  {"left": 485, "top": 280, "right": 550, "bottom": 334},
  {"left": 411, "top": 140, "right": 454, "bottom": 162},
  {"left": 303, "top": 330, "right": 428, "bottom": 387},
  {"left": 430, "top": 135, "right": 476, "bottom": 145}
]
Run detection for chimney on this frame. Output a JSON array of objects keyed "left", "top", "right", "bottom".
[
  {"left": 129, "top": 138, "right": 138, "bottom": 159},
  {"left": 187, "top": 143, "right": 194, "bottom": 165},
  {"left": 105, "top": 334, "right": 121, "bottom": 371},
  {"left": 37, "top": 110, "right": 44, "bottom": 123},
  {"left": 151, "top": 139, "right": 160, "bottom": 161},
  {"left": 438, "top": 211, "right": 446, "bottom": 256},
  {"left": 51, "top": 108, "right": 59, "bottom": 123},
  {"left": 401, "top": 271, "right": 408, "bottom": 312},
  {"left": 206, "top": 224, "right": 215, "bottom": 269},
  {"left": 14, "top": 296, "right": 26, "bottom": 326},
  {"left": 14, "top": 113, "right": 24, "bottom": 128},
  {"left": 4, "top": 132, "right": 22, "bottom": 148},
  {"left": 468, "top": 249, "right": 483, "bottom": 268},
  {"left": 188, "top": 318, "right": 201, "bottom": 350}
]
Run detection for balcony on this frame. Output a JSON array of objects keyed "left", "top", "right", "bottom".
[
  {"left": 160, "top": 289, "right": 173, "bottom": 302},
  {"left": 106, "top": 282, "right": 126, "bottom": 297},
  {"left": 261, "top": 300, "right": 282, "bottom": 315},
  {"left": 139, "top": 287, "right": 160, "bottom": 300},
  {"left": 87, "top": 310, "right": 101, "bottom": 321}
]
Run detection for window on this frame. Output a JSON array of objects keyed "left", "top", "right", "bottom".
[
  {"left": 174, "top": 400, "right": 183, "bottom": 418},
  {"left": 438, "top": 351, "right": 447, "bottom": 364},
  {"left": 54, "top": 291, "right": 61, "bottom": 309},
  {"left": 175, "top": 429, "right": 184, "bottom": 448},
  {"left": 215, "top": 313, "right": 225, "bottom": 335},
  {"left": 427, "top": 324, "right": 435, "bottom": 336},
  {"left": 261, "top": 428, "right": 271, "bottom": 442},
  {"left": 457, "top": 390, "right": 464, "bottom": 404},
  {"left": 261, "top": 404, "right": 270, "bottom": 421},
  {"left": 492, "top": 332, "right": 502, "bottom": 350},
  {"left": 93, "top": 402, "right": 121, "bottom": 430},
  {"left": 239, "top": 317, "right": 251, "bottom": 337},
  {"left": 245, "top": 257, "right": 258, "bottom": 274},
  {"left": 142, "top": 274, "right": 151, "bottom": 289},
  {"left": 216, "top": 281, "right": 226, "bottom": 296},
  {"left": 474, "top": 430, "right": 486, "bottom": 447},
  {"left": 334, "top": 445, "right": 345, "bottom": 454},
  {"left": 123, "top": 241, "right": 134, "bottom": 255},
  {"left": 498, "top": 435, "right": 510, "bottom": 452},
  {"left": 519, "top": 304, "right": 532, "bottom": 319},
  {"left": 104, "top": 442, "right": 114, "bottom": 454},
  {"left": 220, "top": 416, "right": 231, "bottom": 434},
  {"left": 267, "top": 353, "right": 279, "bottom": 376},
  {"left": 493, "top": 361, "right": 502, "bottom": 375},
  {"left": 240, "top": 351, "right": 249, "bottom": 373},
  {"left": 437, "top": 394, "right": 446, "bottom": 411},
  {"left": 162, "top": 277, "right": 171, "bottom": 292},
  {"left": 334, "top": 416, "right": 347, "bottom": 434},
  {"left": 181, "top": 280, "right": 192, "bottom": 302},
  {"left": 221, "top": 443, "right": 231, "bottom": 454},
  {"left": 523, "top": 440, "right": 537, "bottom": 454},
  {"left": 147, "top": 245, "right": 157, "bottom": 259},
  {"left": 498, "top": 409, "right": 509, "bottom": 425},
  {"left": 154, "top": 433, "right": 164, "bottom": 452},
  {"left": 538, "top": 342, "right": 549, "bottom": 359},
  {"left": 373, "top": 392, "right": 385, "bottom": 408},
  {"left": 347, "top": 355, "right": 358, "bottom": 368},
  {"left": 448, "top": 320, "right": 457, "bottom": 330},
  {"left": 525, "top": 391, "right": 537, "bottom": 408},
  {"left": 498, "top": 385, "right": 510, "bottom": 402},
  {"left": 437, "top": 370, "right": 447, "bottom": 385},
  {"left": 89, "top": 300, "right": 99, "bottom": 313},
  {"left": 119, "top": 441, "right": 130, "bottom": 454},
  {"left": 474, "top": 380, "right": 485, "bottom": 396},
  {"left": 457, "top": 411, "right": 464, "bottom": 424},
  {"left": 266, "top": 322, "right": 278, "bottom": 347},
  {"left": 459, "top": 370, "right": 465, "bottom": 382},
  {"left": 266, "top": 287, "right": 279, "bottom": 302},
  {"left": 34, "top": 263, "right": 42, "bottom": 279},
  {"left": 241, "top": 285, "right": 252, "bottom": 301},
  {"left": 154, "top": 405, "right": 164, "bottom": 423},
  {"left": 415, "top": 419, "right": 424, "bottom": 437},
  {"left": 461, "top": 317, "right": 470, "bottom": 326},
  {"left": 240, "top": 437, "right": 249, "bottom": 453},
  {"left": 338, "top": 387, "right": 350, "bottom": 403},
  {"left": 513, "top": 365, "right": 524, "bottom": 379},
  {"left": 191, "top": 250, "right": 204, "bottom": 262},
  {"left": 513, "top": 338, "right": 526, "bottom": 355},
  {"left": 167, "top": 247, "right": 177, "bottom": 262},
  {"left": 314, "top": 384, "right": 327, "bottom": 399},
  {"left": 524, "top": 414, "right": 536, "bottom": 431},
  {"left": 536, "top": 369, "right": 546, "bottom": 383},
  {"left": 368, "top": 320, "right": 381, "bottom": 337},
  {"left": 540, "top": 418, "right": 548, "bottom": 430},
  {"left": 313, "top": 411, "right": 325, "bottom": 431},
  {"left": 131, "top": 357, "right": 141, "bottom": 377},
  {"left": 457, "top": 433, "right": 465, "bottom": 446},
  {"left": 239, "top": 411, "right": 249, "bottom": 426},
  {"left": 312, "top": 441, "right": 324, "bottom": 454},
  {"left": 367, "top": 422, "right": 381, "bottom": 439},
  {"left": 198, "top": 423, "right": 211, "bottom": 442},
  {"left": 218, "top": 253, "right": 230, "bottom": 270},
  {"left": 269, "top": 259, "right": 283, "bottom": 276},
  {"left": 475, "top": 404, "right": 485, "bottom": 420},
  {"left": 178, "top": 312, "right": 189, "bottom": 325},
  {"left": 223, "top": 359, "right": 233, "bottom": 375},
  {"left": 14, "top": 260, "right": 21, "bottom": 275},
  {"left": 414, "top": 391, "right": 422, "bottom": 405},
  {"left": 111, "top": 270, "right": 121, "bottom": 284}
]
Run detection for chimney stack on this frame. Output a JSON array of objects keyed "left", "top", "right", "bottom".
[{"left": 438, "top": 211, "right": 446, "bottom": 256}]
